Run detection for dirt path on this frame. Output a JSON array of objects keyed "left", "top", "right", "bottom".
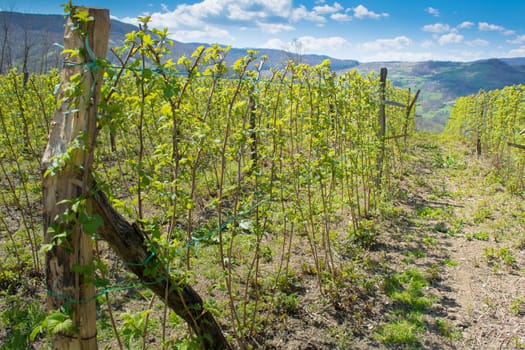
[
  {"left": 391, "top": 135, "right": 525, "bottom": 349},
  {"left": 259, "top": 134, "right": 524, "bottom": 350}
]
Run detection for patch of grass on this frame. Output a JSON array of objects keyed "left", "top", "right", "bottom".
[
  {"left": 473, "top": 206, "right": 493, "bottom": 224},
  {"left": 436, "top": 318, "right": 462, "bottom": 339},
  {"left": 443, "top": 259, "right": 459, "bottom": 267},
  {"left": 466, "top": 231, "right": 490, "bottom": 241},
  {"left": 384, "top": 269, "right": 436, "bottom": 311},
  {"left": 423, "top": 236, "right": 440, "bottom": 246},
  {"left": 273, "top": 292, "right": 300, "bottom": 314},
  {"left": 378, "top": 268, "right": 437, "bottom": 347},
  {"left": 403, "top": 250, "right": 427, "bottom": 259},
  {"left": 449, "top": 219, "right": 465, "bottom": 237},
  {"left": 425, "top": 263, "right": 442, "bottom": 283},
  {"left": 510, "top": 297, "right": 525, "bottom": 316},
  {"left": 375, "top": 319, "right": 422, "bottom": 347},
  {"left": 483, "top": 246, "right": 517, "bottom": 269},
  {"left": 432, "top": 222, "right": 448, "bottom": 234},
  {"left": 347, "top": 219, "right": 378, "bottom": 249},
  {"left": 417, "top": 206, "right": 445, "bottom": 219}
]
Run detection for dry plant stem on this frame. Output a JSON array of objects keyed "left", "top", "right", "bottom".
[
  {"left": 11, "top": 75, "right": 35, "bottom": 155},
  {"left": 0, "top": 111, "right": 40, "bottom": 272},
  {"left": 142, "top": 295, "right": 156, "bottom": 350},
  {"left": 136, "top": 26, "right": 146, "bottom": 222},
  {"left": 150, "top": 47, "right": 208, "bottom": 346},
  {"left": 0, "top": 207, "right": 21, "bottom": 266},
  {"left": 217, "top": 57, "right": 253, "bottom": 349},
  {"left": 94, "top": 242, "right": 124, "bottom": 350},
  {"left": 29, "top": 76, "right": 50, "bottom": 135}
]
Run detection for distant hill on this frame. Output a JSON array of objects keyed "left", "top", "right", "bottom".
[
  {"left": 0, "top": 11, "right": 358, "bottom": 74},
  {"left": 355, "top": 59, "right": 525, "bottom": 131},
  {"left": 2, "top": 11, "right": 525, "bottom": 131},
  {"left": 0, "top": 11, "right": 138, "bottom": 73}
]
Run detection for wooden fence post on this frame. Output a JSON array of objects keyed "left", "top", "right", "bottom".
[
  {"left": 376, "top": 67, "right": 387, "bottom": 186},
  {"left": 41, "top": 7, "right": 109, "bottom": 349}
]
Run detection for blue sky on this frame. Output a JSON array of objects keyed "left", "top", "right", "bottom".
[{"left": 4, "top": 1, "right": 525, "bottom": 62}]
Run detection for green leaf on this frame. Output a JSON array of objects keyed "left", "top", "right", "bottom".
[
  {"left": 30, "top": 325, "right": 43, "bottom": 342},
  {"left": 80, "top": 212, "right": 103, "bottom": 235}
]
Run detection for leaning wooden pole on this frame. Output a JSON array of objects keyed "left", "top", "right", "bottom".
[
  {"left": 42, "top": 7, "right": 109, "bottom": 349},
  {"left": 90, "top": 182, "right": 232, "bottom": 350}
]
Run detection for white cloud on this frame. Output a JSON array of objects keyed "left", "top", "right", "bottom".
[
  {"left": 298, "top": 36, "right": 348, "bottom": 51},
  {"left": 353, "top": 4, "right": 388, "bottom": 19},
  {"left": 508, "top": 35, "right": 525, "bottom": 45},
  {"left": 362, "top": 36, "right": 412, "bottom": 50},
  {"left": 257, "top": 21, "right": 295, "bottom": 34},
  {"left": 262, "top": 36, "right": 349, "bottom": 55},
  {"left": 226, "top": 4, "right": 265, "bottom": 21},
  {"left": 458, "top": 21, "right": 474, "bottom": 29},
  {"left": 507, "top": 46, "right": 525, "bottom": 57},
  {"left": 127, "top": 0, "right": 295, "bottom": 30},
  {"left": 261, "top": 38, "right": 288, "bottom": 50},
  {"left": 438, "top": 33, "right": 464, "bottom": 45},
  {"left": 425, "top": 7, "right": 440, "bottom": 17},
  {"left": 174, "top": 26, "right": 233, "bottom": 42},
  {"left": 291, "top": 5, "right": 325, "bottom": 23},
  {"left": 423, "top": 23, "right": 451, "bottom": 33},
  {"left": 313, "top": 2, "right": 343, "bottom": 15},
  {"left": 478, "top": 22, "right": 505, "bottom": 31},
  {"left": 467, "top": 39, "right": 490, "bottom": 47},
  {"left": 331, "top": 13, "right": 352, "bottom": 21},
  {"left": 421, "top": 40, "right": 434, "bottom": 48},
  {"left": 478, "top": 22, "right": 515, "bottom": 36}
]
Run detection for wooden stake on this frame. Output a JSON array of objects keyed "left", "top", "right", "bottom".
[
  {"left": 42, "top": 7, "right": 109, "bottom": 350},
  {"left": 376, "top": 67, "right": 387, "bottom": 186}
]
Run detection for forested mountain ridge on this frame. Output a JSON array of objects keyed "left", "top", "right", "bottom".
[{"left": 0, "top": 11, "right": 359, "bottom": 74}]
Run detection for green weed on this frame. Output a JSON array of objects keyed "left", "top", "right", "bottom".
[
  {"left": 378, "top": 268, "right": 436, "bottom": 347},
  {"left": 385, "top": 269, "right": 436, "bottom": 310},
  {"left": 473, "top": 206, "right": 493, "bottom": 224},
  {"left": 483, "top": 246, "right": 517, "bottom": 269},
  {"left": 417, "top": 206, "right": 445, "bottom": 219},
  {"left": 375, "top": 319, "right": 421, "bottom": 347},
  {"left": 510, "top": 297, "right": 525, "bottom": 316},
  {"left": 466, "top": 231, "right": 490, "bottom": 241},
  {"left": 436, "top": 318, "right": 462, "bottom": 339},
  {"left": 443, "top": 259, "right": 459, "bottom": 267},
  {"left": 0, "top": 295, "right": 47, "bottom": 349},
  {"left": 347, "top": 219, "right": 379, "bottom": 249}
]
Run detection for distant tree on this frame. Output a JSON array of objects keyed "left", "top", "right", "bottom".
[
  {"left": 21, "top": 26, "right": 34, "bottom": 84},
  {"left": 284, "top": 38, "right": 304, "bottom": 64},
  {"left": 38, "top": 29, "right": 52, "bottom": 74},
  {"left": 0, "top": 11, "right": 12, "bottom": 74}
]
